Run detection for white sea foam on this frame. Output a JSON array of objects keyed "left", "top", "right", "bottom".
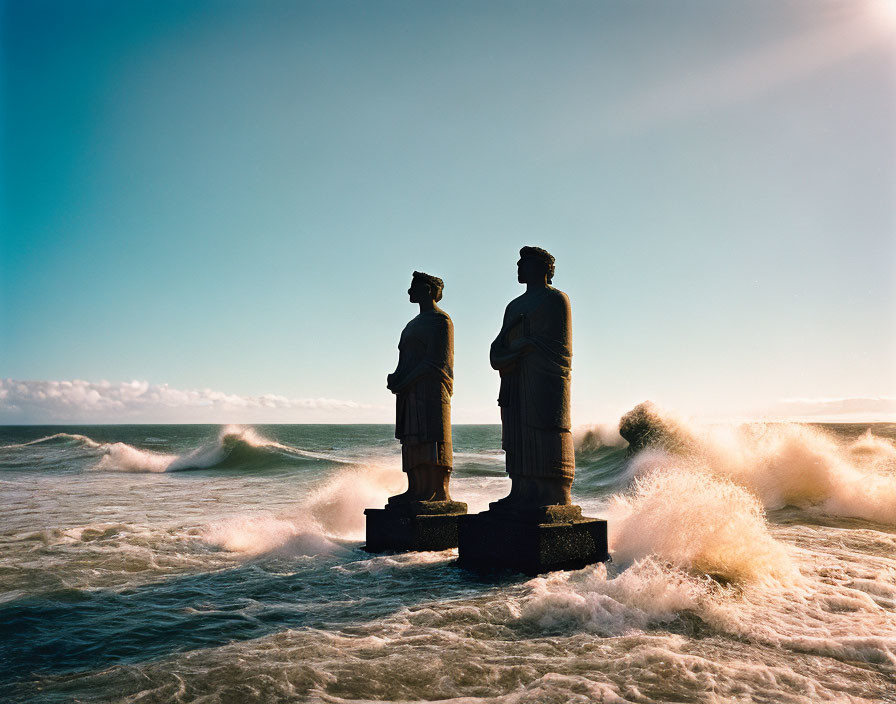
[
  {"left": 95, "top": 442, "right": 178, "bottom": 472},
  {"left": 517, "top": 524, "right": 896, "bottom": 670},
  {"left": 695, "top": 548, "right": 896, "bottom": 669},
  {"left": 520, "top": 559, "right": 704, "bottom": 635}
]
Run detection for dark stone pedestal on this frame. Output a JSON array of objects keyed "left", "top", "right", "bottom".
[
  {"left": 457, "top": 504, "right": 608, "bottom": 575},
  {"left": 363, "top": 501, "right": 467, "bottom": 553}
]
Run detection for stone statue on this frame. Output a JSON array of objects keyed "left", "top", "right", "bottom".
[
  {"left": 386, "top": 271, "right": 454, "bottom": 503},
  {"left": 490, "top": 247, "right": 574, "bottom": 507}
]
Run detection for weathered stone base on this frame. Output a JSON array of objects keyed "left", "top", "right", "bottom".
[
  {"left": 363, "top": 501, "right": 467, "bottom": 553},
  {"left": 457, "top": 507, "right": 608, "bottom": 575}
]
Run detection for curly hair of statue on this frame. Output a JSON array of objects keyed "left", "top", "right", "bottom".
[
  {"left": 519, "top": 246, "right": 555, "bottom": 284},
  {"left": 412, "top": 271, "right": 444, "bottom": 301}
]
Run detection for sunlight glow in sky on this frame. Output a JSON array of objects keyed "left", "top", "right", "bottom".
[{"left": 2, "top": 0, "right": 894, "bottom": 424}]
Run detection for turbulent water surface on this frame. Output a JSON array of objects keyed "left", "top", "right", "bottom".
[{"left": 1, "top": 419, "right": 895, "bottom": 703}]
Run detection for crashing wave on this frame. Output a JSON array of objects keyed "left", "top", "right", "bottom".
[
  {"left": 615, "top": 402, "right": 896, "bottom": 526},
  {"left": 92, "top": 425, "right": 343, "bottom": 473},
  {"left": 202, "top": 461, "right": 406, "bottom": 556},
  {"left": 2, "top": 426, "right": 347, "bottom": 473}
]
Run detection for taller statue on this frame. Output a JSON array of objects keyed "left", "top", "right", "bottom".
[
  {"left": 387, "top": 271, "right": 454, "bottom": 503},
  {"left": 490, "top": 247, "right": 574, "bottom": 507}
]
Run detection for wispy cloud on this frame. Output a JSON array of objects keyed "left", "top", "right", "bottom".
[
  {"left": 0, "top": 379, "right": 385, "bottom": 423},
  {"left": 608, "top": 7, "right": 894, "bottom": 136}
]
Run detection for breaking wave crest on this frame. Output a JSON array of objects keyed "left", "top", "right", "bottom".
[
  {"left": 1, "top": 426, "right": 350, "bottom": 473},
  {"left": 618, "top": 405, "right": 896, "bottom": 526},
  {"left": 518, "top": 546, "right": 896, "bottom": 669},
  {"left": 94, "top": 426, "right": 343, "bottom": 473},
  {"left": 607, "top": 462, "right": 797, "bottom": 584},
  {"left": 1, "top": 432, "right": 102, "bottom": 450},
  {"left": 202, "top": 462, "right": 405, "bottom": 556}
]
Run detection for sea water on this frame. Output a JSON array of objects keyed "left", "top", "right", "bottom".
[{"left": 1, "top": 419, "right": 894, "bottom": 703}]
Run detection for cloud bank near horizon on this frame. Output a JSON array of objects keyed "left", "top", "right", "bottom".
[
  {"left": 0, "top": 379, "right": 385, "bottom": 424},
  {"left": 765, "top": 396, "right": 896, "bottom": 421},
  {"left": 1, "top": 379, "right": 893, "bottom": 425}
]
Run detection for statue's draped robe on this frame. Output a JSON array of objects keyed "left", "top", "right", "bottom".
[
  {"left": 492, "top": 288, "right": 574, "bottom": 480},
  {"left": 394, "top": 310, "right": 454, "bottom": 472}
]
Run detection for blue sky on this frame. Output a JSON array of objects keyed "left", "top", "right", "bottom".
[{"left": 2, "top": 0, "right": 895, "bottom": 423}]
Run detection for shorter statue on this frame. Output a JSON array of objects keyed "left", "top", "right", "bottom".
[
  {"left": 387, "top": 271, "right": 454, "bottom": 503},
  {"left": 490, "top": 246, "right": 574, "bottom": 508}
]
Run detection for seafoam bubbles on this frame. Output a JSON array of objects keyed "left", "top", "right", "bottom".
[
  {"left": 519, "top": 559, "right": 705, "bottom": 636},
  {"left": 4, "top": 518, "right": 217, "bottom": 594},
  {"left": 517, "top": 515, "right": 896, "bottom": 671},
  {"left": 691, "top": 533, "right": 896, "bottom": 670}
]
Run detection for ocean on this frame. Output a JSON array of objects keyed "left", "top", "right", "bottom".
[{"left": 1, "top": 419, "right": 894, "bottom": 703}]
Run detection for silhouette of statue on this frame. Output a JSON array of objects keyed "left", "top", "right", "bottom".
[
  {"left": 490, "top": 247, "right": 574, "bottom": 507},
  {"left": 387, "top": 271, "right": 454, "bottom": 503}
]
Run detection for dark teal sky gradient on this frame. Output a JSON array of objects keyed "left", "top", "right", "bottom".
[{"left": 2, "top": 0, "right": 894, "bottom": 422}]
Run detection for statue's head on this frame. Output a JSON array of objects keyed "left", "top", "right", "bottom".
[
  {"left": 518, "top": 246, "right": 555, "bottom": 285},
  {"left": 409, "top": 271, "right": 444, "bottom": 303}
]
